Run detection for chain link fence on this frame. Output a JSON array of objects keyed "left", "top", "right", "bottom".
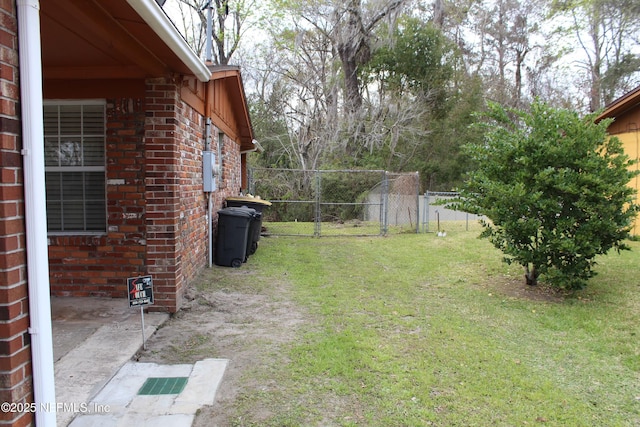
[
  {"left": 247, "top": 169, "right": 420, "bottom": 236},
  {"left": 420, "top": 191, "right": 485, "bottom": 233}
]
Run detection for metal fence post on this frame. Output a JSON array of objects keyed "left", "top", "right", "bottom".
[
  {"left": 414, "top": 172, "right": 420, "bottom": 233},
  {"left": 381, "top": 170, "right": 389, "bottom": 235},
  {"left": 247, "top": 167, "right": 254, "bottom": 195},
  {"left": 425, "top": 191, "right": 430, "bottom": 232},
  {"left": 314, "top": 170, "right": 321, "bottom": 237}
]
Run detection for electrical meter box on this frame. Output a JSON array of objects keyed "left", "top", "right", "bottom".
[{"left": 203, "top": 151, "right": 216, "bottom": 192}]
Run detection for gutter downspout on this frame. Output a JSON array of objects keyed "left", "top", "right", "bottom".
[
  {"left": 240, "top": 139, "right": 264, "bottom": 155},
  {"left": 16, "top": 1, "right": 57, "bottom": 426},
  {"left": 240, "top": 140, "right": 263, "bottom": 194}
]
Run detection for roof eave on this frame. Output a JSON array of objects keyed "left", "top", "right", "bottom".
[
  {"left": 126, "top": 0, "right": 210, "bottom": 82},
  {"left": 596, "top": 85, "right": 640, "bottom": 122},
  {"left": 209, "top": 65, "right": 255, "bottom": 147}
]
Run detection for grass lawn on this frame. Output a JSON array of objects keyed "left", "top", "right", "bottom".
[{"left": 209, "top": 225, "right": 640, "bottom": 426}]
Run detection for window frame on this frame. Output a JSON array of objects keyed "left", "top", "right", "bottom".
[
  {"left": 43, "top": 99, "right": 107, "bottom": 236},
  {"left": 217, "top": 131, "right": 225, "bottom": 184}
]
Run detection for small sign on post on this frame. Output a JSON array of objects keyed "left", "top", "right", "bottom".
[
  {"left": 128, "top": 275, "right": 154, "bottom": 307},
  {"left": 127, "top": 275, "right": 154, "bottom": 350}
]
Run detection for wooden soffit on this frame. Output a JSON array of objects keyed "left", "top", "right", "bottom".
[
  {"left": 40, "top": 0, "right": 194, "bottom": 83},
  {"left": 180, "top": 66, "right": 255, "bottom": 150}
]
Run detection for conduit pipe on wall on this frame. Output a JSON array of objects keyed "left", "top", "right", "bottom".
[
  {"left": 16, "top": 0, "right": 57, "bottom": 426},
  {"left": 205, "top": 118, "right": 213, "bottom": 267}
]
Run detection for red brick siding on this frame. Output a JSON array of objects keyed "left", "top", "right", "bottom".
[
  {"left": 45, "top": 76, "right": 246, "bottom": 313},
  {"left": 48, "top": 99, "right": 147, "bottom": 299},
  {"left": 211, "top": 132, "right": 243, "bottom": 220},
  {"left": 45, "top": 76, "right": 246, "bottom": 314},
  {"left": 145, "top": 78, "right": 186, "bottom": 312},
  {"left": 0, "top": 0, "right": 33, "bottom": 425},
  {"left": 175, "top": 88, "right": 206, "bottom": 305},
  {"left": 144, "top": 77, "right": 245, "bottom": 311}
]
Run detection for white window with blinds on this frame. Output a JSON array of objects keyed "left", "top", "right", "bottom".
[{"left": 44, "top": 101, "right": 106, "bottom": 233}]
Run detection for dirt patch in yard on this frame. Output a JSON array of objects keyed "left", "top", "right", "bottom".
[
  {"left": 135, "top": 266, "right": 310, "bottom": 426},
  {"left": 487, "top": 274, "right": 570, "bottom": 303}
]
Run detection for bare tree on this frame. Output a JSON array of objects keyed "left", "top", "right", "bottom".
[
  {"left": 287, "top": 0, "right": 405, "bottom": 115},
  {"left": 164, "top": 0, "right": 260, "bottom": 64},
  {"left": 244, "top": 0, "right": 409, "bottom": 165},
  {"left": 550, "top": 0, "right": 640, "bottom": 110},
  {"left": 462, "top": 0, "right": 544, "bottom": 108},
  {"left": 242, "top": 27, "right": 339, "bottom": 171}
]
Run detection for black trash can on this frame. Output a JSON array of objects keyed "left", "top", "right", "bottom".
[
  {"left": 222, "top": 206, "right": 261, "bottom": 256},
  {"left": 246, "top": 210, "right": 262, "bottom": 255},
  {"left": 226, "top": 196, "right": 272, "bottom": 249},
  {"left": 215, "top": 207, "right": 253, "bottom": 268}
]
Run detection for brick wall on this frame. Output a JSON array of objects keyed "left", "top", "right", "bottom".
[
  {"left": 46, "top": 77, "right": 247, "bottom": 313},
  {"left": 145, "top": 77, "right": 246, "bottom": 311},
  {"left": 211, "top": 132, "right": 243, "bottom": 223},
  {"left": 175, "top": 89, "right": 206, "bottom": 304},
  {"left": 48, "top": 99, "right": 147, "bottom": 298},
  {"left": 0, "top": 0, "right": 33, "bottom": 425},
  {"left": 145, "top": 77, "right": 192, "bottom": 312}
]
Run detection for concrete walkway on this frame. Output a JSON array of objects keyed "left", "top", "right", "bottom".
[{"left": 51, "top": 297, "right": 227, "bottom": 427}]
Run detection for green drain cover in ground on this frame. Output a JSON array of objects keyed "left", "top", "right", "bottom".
[{"left": 138, "top": 377, "right": 189, "bottom": 395}]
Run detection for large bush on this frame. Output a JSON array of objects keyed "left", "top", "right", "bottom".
[{"left": 457, "top": 101, "right": 638, "bottom": 289}]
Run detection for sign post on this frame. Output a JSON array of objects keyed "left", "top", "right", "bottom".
[{"left": 127, "top": 275, "right": 154, "bottom": 350}]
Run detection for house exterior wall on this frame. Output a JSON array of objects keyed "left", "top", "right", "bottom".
[
  {"left": 142, "top": 76, "right": 243, "bottom": 311},
  {"left": 212, "top": 133, "right": 242, "bottom": 228},
  {"left": 1, "top": 2, "right": 250, "bottom": 423},
  {"left": 175, "top": 87, "right": 206, "bottom": 304},
  {"left": 598, "top": 87, "right": 640, "bottom": 236},
  {"left": 46, "top": 77, "right": 245, "bottom": 313},
  {"left": 48, "top": 99, "right": 147, "bottom": 298},
  {"left": 0, "top": 1, "right": 33, "bottom": 425},
  {"left": 607, "top": 110, "right": 640, "bottom": 136},
  {"left": 179, "top": 72, "right": 253, "bottom": 193},
  {"left": 602, "top": 104, "right": 640, "bottom": 235},
  {"left": 144, "top": 77, "right": 185, "bottom": 312},
  {"left": 619, "top": 132, "right": 640, "bottom": 235}
]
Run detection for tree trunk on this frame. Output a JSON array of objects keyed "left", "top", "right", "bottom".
[
  {"left": 525, "top": 264, "right": 539, "bottom": 286},
  {"left": 514, "top": 47, "right": 528, "bottom": 108},
  {"left": 433, "top": 0, "right": 445, "bottom": 29},
  {"left": 339, "top": 51, "right": 363, "bottom": 114}
]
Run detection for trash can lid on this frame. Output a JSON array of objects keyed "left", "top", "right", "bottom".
[
  {"left": 225, "top": 206, "right": 257, "bottom": 214},
  {"left": 218, "top": 207, "right": 255, "bottom": 218},
  {"left": 225, "top": 206, "right": 261, "bottom": 218},
  {"left": 226, "top": 196, "right": 272, "bottom": 206}
]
